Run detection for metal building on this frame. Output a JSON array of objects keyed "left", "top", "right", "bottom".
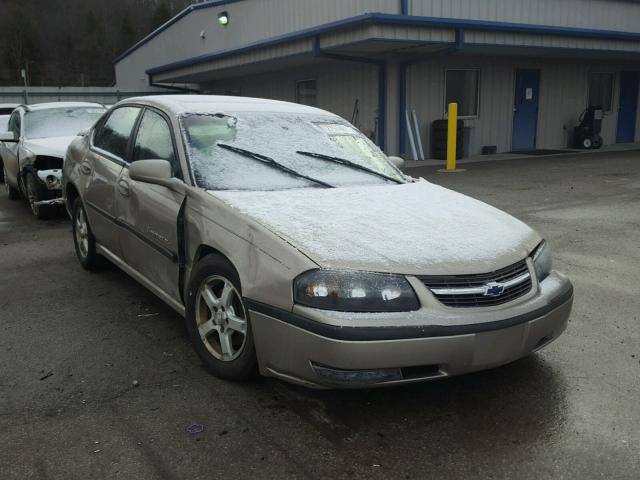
[{"left": 113, "top": 0, "right": 640, "bottom": 157}]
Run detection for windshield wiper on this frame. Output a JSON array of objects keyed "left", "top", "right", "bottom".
[
  {"left": 296, "top": 151, "right": 404, "bottom": 184},
  {"left": 218, "top": 144, "right": 334, "bottom": 189}
]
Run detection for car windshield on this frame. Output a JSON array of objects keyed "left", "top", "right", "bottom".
[
  {"left": 24, "top": 107, "right": 105, "bottom": 139},
  {"left": 0, "top": 116, "right": 9, "bottom": 132},
  {"left": 180, "top": 112, "right": 405, "bottom": 191}
]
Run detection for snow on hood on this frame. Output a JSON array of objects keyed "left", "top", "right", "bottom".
[
  {"left": 23, "top": 136, "right": 77, "bottom": 159},
  {"left": 212, "top": 182, "right": 541, "bottom": 275}
]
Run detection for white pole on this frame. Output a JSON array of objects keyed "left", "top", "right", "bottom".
[
  {"left": 405, "top": 110, "right": 418, "bottom": 161},
  {"left": 412, "top": 110, "right": 425, "bottom": 160}
]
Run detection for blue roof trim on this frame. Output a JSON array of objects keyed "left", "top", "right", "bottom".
[
  {"left": 113, "top": 0, "right": 246, "bottom": 64},
  {"left": 145, "top": 12, "right": 640, "bottom": 76}
]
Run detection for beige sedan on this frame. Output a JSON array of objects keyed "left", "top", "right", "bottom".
[{"left": 62, "top": 95, "right": 573, "bottom": 388}]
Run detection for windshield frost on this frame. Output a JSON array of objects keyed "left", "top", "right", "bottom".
[
  {"left": 181, "top": 112, "right": 404, "bottom": 191},
  {"left": 25, "top": 107, "right": 105, "bottom": 139}
]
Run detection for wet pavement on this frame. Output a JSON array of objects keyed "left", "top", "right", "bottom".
[{"left": 1, "top": 150, "right": 639, "bottom": 479}]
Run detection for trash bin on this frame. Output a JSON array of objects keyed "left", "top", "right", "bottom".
[{"left": 431, "top": 119, "right": 464, "bottom": 160}]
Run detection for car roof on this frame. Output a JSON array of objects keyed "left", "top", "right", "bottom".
[
  {"left": 0, "top": 103, "right": 19, "bottom": 108},
  {"left": 118, "top": 95, "right": 337, "bottom": 117},
  {"left": 20, "top": 102, "right": 105, "bottom": 112}
]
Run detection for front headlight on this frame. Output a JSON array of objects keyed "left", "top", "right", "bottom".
[
  {"left": 294, "top": 270, "right": 420, "bottom": 312},
  {"left": 531, "top": 241, "right": 552, "bottom": 282}
]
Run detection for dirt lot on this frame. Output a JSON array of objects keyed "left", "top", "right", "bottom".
[{"left": 1, "top": 150, "right": 638, "bottom": 479}]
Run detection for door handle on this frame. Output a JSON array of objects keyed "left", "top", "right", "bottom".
[
  {"left": 79, "top": 162, "right": 92, "bottom": 175},
  {"left": 118, "top": 179, "right": 130, "bottom": 196}
]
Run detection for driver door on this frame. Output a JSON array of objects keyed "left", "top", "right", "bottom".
[{"left": 116, "top": 108, "right": 185, "bottom": 302}]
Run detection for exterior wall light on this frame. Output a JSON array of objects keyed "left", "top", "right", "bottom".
[{"left": 218, "top": 11, "right": 229, "bottom": 26}]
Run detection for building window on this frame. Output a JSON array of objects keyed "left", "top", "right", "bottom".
[
  {"left": 445, "top": 69, "right": 480, "bottom": 117},
  {"left": 588, "top": 73, "right": 614, "bottom": 112},
  {"left": 296, "top": 80, "right": 317, "bottom": 107}
]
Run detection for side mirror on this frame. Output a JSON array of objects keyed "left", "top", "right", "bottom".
[
  {"left": 129, "top": 159, "right": 185, "bottom": 194},
  {"left": 0, "top": 131, "right": 18, "bottom": 143},
  {"left": 388, "top": 156, "right": 405, "bottom": 169},
  {"left": 78, "top": 128, "right": 90, "bottom": 137}
]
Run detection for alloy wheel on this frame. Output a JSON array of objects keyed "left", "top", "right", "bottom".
[
  {"left": 196, "top": 275, "right": 248, "bottom": 361},
  {"left": 75, "top": 207, "right": 89, "bottom": 259}
]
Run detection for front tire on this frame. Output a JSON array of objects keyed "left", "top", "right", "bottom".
[
  {"left": 185, "top": 255, "right": 258, "bottom": 381},
  {"left": 72, "top": 197, "right": 99, "bottom": 270},
  {"left": 25, "top": 173, "right": 55, "bottom": 219}
]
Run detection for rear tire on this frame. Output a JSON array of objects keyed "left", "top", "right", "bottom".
[
  {"left": 72, "top": 197, "right": 100, "bottom": 270},
  {"left": 3, "top": 165, "right": 20, "bottom": 200},
  {"left": 582, "top": 137, "right": 593, "bottom": 149},
  {"left": 185, "top": 254, "right": 258, "bottom": 381}
]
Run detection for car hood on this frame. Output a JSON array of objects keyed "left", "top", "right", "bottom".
[
  {"left": 23, "top": 136, "right": 77, "bottom": 158},
  {"left": 212, "top": 182, "right": 541, "bottom": 275}
]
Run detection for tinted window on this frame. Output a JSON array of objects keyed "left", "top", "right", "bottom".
[
  {"left": 588, "top": 73, "right": 614, "bottom": 112},
  {"left": 94, "top": 107, "right": 141, "bottom": 160},
  {"left": 296, "top": 80, "right": 317, "bottom": 107},
  {"left": 445, "top": 69, "right": 480, "bottom": 117},
  {"left": 132, "top": 109, "right": 177, "bottom": 172},
  {"left": 7, "top": 112, "right": 20, "bottom": 138}
]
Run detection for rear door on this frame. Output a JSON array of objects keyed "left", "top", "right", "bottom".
[
  {"left": 116, "top": 107, "right": 184, "bottom": 301},
  {"left": 82, "top": 106, "right": 142, "bottom": 257}
]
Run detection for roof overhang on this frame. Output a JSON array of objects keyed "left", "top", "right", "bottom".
[{"left": 147, "top": 13, "right": 640, "bottom": 86}]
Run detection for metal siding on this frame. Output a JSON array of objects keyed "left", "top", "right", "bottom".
[
  {"left": 409, "top": 0, "right": 640, "bottom": 32},
  {"left": 116, "top": 0, "right": 399, "bottom": 89},
  {"left": 406, "top": 56, "right": 638, "bottom": 155},
  {"left": 206, "top": 61, "right": 380, "bottom": 138}
]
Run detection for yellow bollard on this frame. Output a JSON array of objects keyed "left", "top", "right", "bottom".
[
  {"left": 439, "top": 102, "right": 465, "bottom": 173},
  {"left": 447, "top": 102, "right": 458, "bottom": 170}
]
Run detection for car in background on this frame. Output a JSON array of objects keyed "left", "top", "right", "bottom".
[
  {"left": 63, "top": 95, "right": 573, "bottom": 388},
  {"left": 0, "top": 102, "right": 106, "bottom": 219}
]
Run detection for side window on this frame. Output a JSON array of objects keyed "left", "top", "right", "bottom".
[
  {"left": 132, "top": 109, "right": 178, "bottom": 174},
  {"left": 93, "top": 107, "right": 141, "bottom": 160},
  {"left": 8, "top": 112, "right": 20, "bottom": 138}
]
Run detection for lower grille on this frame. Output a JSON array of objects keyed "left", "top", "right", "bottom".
[{"left": 418, "top": 259, "right": 532, "bottom": 308}]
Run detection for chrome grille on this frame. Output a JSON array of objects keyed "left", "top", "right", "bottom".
[{"left": 418, "top": 259, "right": 532, "bottom": 308}]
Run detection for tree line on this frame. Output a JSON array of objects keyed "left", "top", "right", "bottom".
[{"left": 0, "top": 0, "right": 192, "bottom": 87}]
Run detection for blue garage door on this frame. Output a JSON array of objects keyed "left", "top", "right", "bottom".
[
  {"left": 616, "top": 72, "right": 639, "bottom": 144},
  {"left": 512, "top": 69, "right": 540, "bottom": 151}
]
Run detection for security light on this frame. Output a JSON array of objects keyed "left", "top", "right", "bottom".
[{"left": 218, "top": 11, "right": 229, "bottom": 26}]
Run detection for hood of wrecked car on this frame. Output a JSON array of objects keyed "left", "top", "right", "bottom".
[
  {"left": 23, "top": 136, "right": 77, "bottom": 159},
  {"left": 211, "top": 182, "right": 541, "bottom": 276}
]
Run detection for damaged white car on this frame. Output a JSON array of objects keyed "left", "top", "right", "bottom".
[{"left": 0, "top": 102, "right": 106, "bottom": 218}]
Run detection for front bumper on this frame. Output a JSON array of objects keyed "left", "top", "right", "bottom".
[{"left": 249, "top": 273, "right": 573, "bottom": 388}]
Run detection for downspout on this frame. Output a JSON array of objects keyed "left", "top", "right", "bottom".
[
  {"left": 398, "top": 28, "right": 465, "bottom": 157},
  {"left": 313, "top": 37, "right": 387, "bottom": 150},
  {"left": 400, "top": 0, "right": 409, "bottom": 16}
]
